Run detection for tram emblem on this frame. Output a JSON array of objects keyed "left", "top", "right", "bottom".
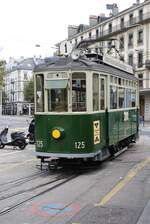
[{"left": 93, "top": 121, "right": 100, "bottom": 144}]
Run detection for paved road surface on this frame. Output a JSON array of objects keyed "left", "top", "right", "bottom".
[{"left": 0, "top": 117, "right": 150, "bottom": 224}]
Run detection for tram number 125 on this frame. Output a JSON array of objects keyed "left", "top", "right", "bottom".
[{"left": 74, "top": 141, "right": 85, "bottom": 149}]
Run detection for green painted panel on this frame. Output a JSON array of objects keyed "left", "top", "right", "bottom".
[
  {"left": 109, "top": 109, "right": 138, "bottom": 145},
  {"left": 35, "top": 113, "right": 107, "bottom": 154},
  {"left": 35, "top": 109, "right": 138, "bottom": 155}
]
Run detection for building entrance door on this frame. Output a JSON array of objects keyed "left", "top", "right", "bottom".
[{"left": 140, "top": 95, "right": 145, "bottom": 117}]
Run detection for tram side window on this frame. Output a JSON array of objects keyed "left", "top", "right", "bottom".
[
  {"left": 72, "top": 73, "right": 86, "bottom": 112},
  {"left": 36, "top": 74, "right": 44, "bottom": 112},
  {"left": 93, "top": 74, "right": 99, "bottom": 111},
  {"left": 131, "top": 89, "right": 136, "bottom": 107},
  {"left": 110, "top": 85, "right": 117, "bottom": 109},
  {"left": 100, "top": 78, "right": 105, "bottom": 110},
  {"left": 118, "top": 87, "right": 125, "bottom": 108},
  {"left": 126, "top": 89, "right": 132, "bottom": 108}
]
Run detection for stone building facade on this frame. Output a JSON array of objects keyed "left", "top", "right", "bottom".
[{"left": 57, "top": 0, "right": 150, "bottom": 121}]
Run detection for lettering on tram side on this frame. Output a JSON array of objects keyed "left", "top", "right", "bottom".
[
  {"left": 93, "top": 120, "right": 100, "bottom": 144},
  {"left": 36, "top": 140, "right": 44, "bottom": 148},
  {"left": 74, "top": 141, "right": 86, "bottom": 149}
]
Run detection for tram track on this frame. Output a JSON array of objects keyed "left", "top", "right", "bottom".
[
  {"left": 0, "top": 170, "right": 47, "bottom": 188},
  {"left": 0, "top": 173, "right": 74, "bottom": 201},
  {"left": 0, "top": 145, "right": 132, "bottom": 217},
  {"left": 0, "top": 171, "right": 79, "bottom": 216}
]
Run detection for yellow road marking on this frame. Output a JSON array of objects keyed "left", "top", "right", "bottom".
[
  {"left": 95, "top": 156, "right": 150, "bottom": 207},
  {"left": 0, "top": 158, "right": 37, "bottom": 172}
]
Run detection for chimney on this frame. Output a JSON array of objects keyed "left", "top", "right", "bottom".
[
  {"left": 68, "top": 25, "right": 78, "bottom": 38},
  {"left": 98, "top": 13, "right": 108, "bottom": 23},
  {"left": 106, "top": 3, "right": 119, "bottom": 16},
  {"left": 89, "top": 15, "right": 98, "bottom": 27}
]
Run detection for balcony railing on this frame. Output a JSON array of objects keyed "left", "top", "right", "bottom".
[{"left": 99, "top": 12, "right": 150, "bottom": 38}]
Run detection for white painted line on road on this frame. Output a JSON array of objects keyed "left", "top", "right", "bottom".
[
  {"left": 0, "top": 151, "right": 23, "bottom": 157},
  {"left": 10, "top": 127, "right": 27, "bottom": 131}
]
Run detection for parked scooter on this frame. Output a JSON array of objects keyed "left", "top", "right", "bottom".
[
  {"left": 27, "top": 119, "right": 35, "bottom": 144},
  {"left": 0, "top": 127, "right": 28, "bottom": 150}
]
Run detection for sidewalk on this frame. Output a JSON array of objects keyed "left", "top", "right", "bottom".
[{"left": 137, "top": 200, "right": 150, "bottom": 224}]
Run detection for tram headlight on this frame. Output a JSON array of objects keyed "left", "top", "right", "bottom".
[{"left": 51, "top": 127, "right": 64, "bottom": 140}]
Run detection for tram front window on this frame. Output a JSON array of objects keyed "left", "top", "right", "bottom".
[
  {"left": 48, "top": 89, "right": 67, "bottom": 112},
  {"left": 46, "top": 79, "right": 68, "bottom": 112},
  {"left": 72, "top": 73, "right": 86, "bottom": 112},
  {"left": 36, "top": 74, "right": 44, "bottom": 112}
]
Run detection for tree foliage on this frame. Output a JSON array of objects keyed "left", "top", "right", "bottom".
[
  {"left": 24, "top": 78, "right": 34, "bottom": 103},
  {"left": 0, "top": 60, "right": 6, "bottom": 86}
]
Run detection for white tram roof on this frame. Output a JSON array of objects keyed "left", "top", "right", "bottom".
[{"left": 34, "top": 55, "right": 137, "bottom": 81}]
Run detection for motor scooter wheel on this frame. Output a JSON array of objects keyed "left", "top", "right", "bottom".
[
  {"left": 16, "top": 140, "right": 26, "bottom": 150},
  {"left": 0, "top": 140, "right": 5, "bottom": 149},
  {"left": 19, "top": 143, "right": 26, "bottom": 150}
]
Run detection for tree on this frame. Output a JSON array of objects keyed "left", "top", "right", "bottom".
[
  {"left": 24, "top": 78, "right": 34, "bottom": 103},
  {"left": 0, "top": 60, "right": 6, "bottom": 86}
]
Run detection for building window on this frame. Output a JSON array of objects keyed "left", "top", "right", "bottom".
[
  {"left": 139, "top": 9, "right": 143, "bottom": 21},
  {"left": 120, "top": 55, "right": 124, "bottom": 62},
  {"left": 128, "top": 33, "right": 133, "bottom": 47},
  {"left": 108, "top": 23, "right": 112, "bottom": 33},
  {"left": 107, "top": 41, "right": 112, "bottom": 49},
  {"left": 138, "top": 30, "right": 143, "bottom": 44},
  {"left": 89, "top": 32, "right": 91, "bottom": 39},
  {"left": 119, "top": 36, "right": 124, "bottom": 50},
  {"left": 138, "top": 52, "right": 143, "bottom": 68},
  {"left": 24, "top": 72, "right": 28, "bottom": 80},
  {"left": 96, "top": 29, "right": 99, "bottom": 38},
  {"left": 95, "top": 48, "right": 98, "bottom": 53},
  {"left": 138, "top": 73, "right": 143, "bottom": 88},
  {"left": 120, "top": 17, "right": 124, "bottom": 29},
  {"left": 129, "top": 13, "right": 134, "bottom": 25},
  {"left": 64, "top": 43, "right": 67, "bottom": 53},
  {"left": 128, "top": 54, "right": 133, "bottom": 66}
]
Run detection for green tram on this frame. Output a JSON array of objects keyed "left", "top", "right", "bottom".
[{"left": 34, "top": 51, "right": 139, "bottom": 164}]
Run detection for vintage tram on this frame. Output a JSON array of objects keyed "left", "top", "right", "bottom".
[{"left": 34, "top": 49, "right": 139, "bottom": 165}]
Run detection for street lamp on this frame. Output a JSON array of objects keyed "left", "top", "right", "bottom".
[{"left": 35, "top": 44, "right": 59, "bottom": 56}]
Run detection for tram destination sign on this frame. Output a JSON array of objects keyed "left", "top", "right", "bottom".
[{"left": 103, "top": 55, "right": 133, "bottom": 74}]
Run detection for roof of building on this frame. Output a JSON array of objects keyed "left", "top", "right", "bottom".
[{"left": 6, "top": 57, "right": 44, "bottom": 73}]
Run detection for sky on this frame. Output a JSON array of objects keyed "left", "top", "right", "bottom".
[{"left": 0, "top": 0, "right": 144, "bottom": 61}]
